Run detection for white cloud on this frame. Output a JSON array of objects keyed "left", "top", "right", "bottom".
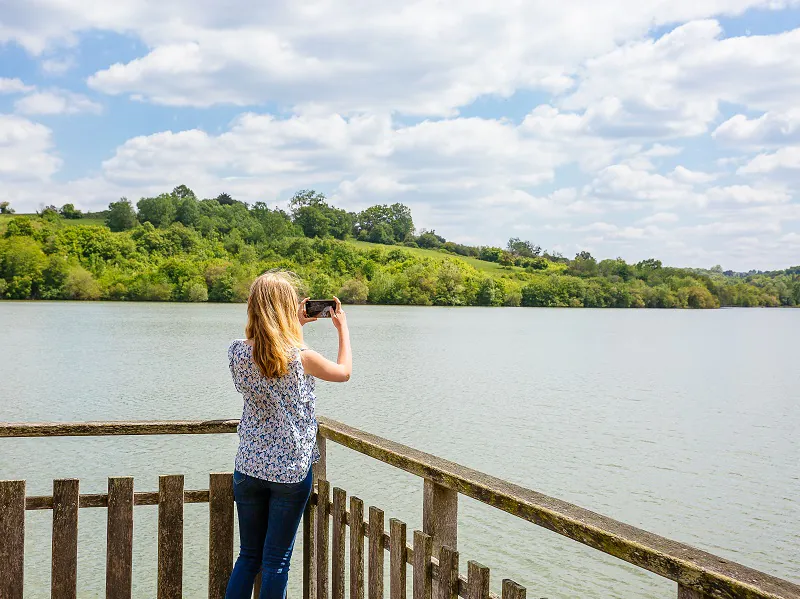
[
  {"left": 0, "top": 0, "right": 785, "bottom": 117},
  {"left": 591, "top": 163, "right": 698, "bottom": 205},
  {"left": 671, "top": 165, "right": 718, "bottom": 184},
  {"left": 0, "top": 78, "right": 34, "bottom": 94},
  {"left": 562, "top": 21, "right": 800, "bottom": 137},
  {"left": 713, "top": 110, "right": 800, "bottom": 146},
  {"left": 0, "top": 114, "right": 62, "bottom": 180},
  {"left": 638, "top": 212, "right": 680, "bottom": 225},
  {"left": 706, "top": 184, "right": 791, "bottom": 204},
  {"left": 41, "top": 55, "right": 77, "bottom": 75},
  {"left": 737, "top": 146, "right": 800, "bottom": 174},
  {"left": 14, "top": 90, "right": 102, "bottom": 115}
]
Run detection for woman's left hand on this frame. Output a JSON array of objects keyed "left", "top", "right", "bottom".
[{"left": 298, "top": 298, "right": 317, "bottom": 326}]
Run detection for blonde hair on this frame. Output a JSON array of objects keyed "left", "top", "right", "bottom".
[{"left": 246, "top": 270, "right": 304, "bottom": 378}]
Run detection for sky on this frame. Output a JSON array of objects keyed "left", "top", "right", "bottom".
[{"left": 1, "top": 1, "right": 800, "bottom": 271}]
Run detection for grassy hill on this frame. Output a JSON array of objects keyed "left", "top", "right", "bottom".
[
  {"left": 1, "top": 211, "right": 796, "bottom": 307},
  {"left": 0, "top": 213, "right": 550, "bottom": 277},
  {"left": 348, "top": 239, "right": 560, "bottom": 275}
]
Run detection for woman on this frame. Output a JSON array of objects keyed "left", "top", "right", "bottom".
[{"left": 225, "top": 271, "right": 352, "bottom": 599}]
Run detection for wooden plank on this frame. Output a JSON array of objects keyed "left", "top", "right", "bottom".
[
  {"left": 0, "top": 419, "right": 239, "bottom": 437},
  {"left": 501, "top": 579, "right": 525, "bottom": 599},
  {"left": 350, "top": 497, "right": 365, "bottom": 599},
  {"left": 106, "top": 476, "right": 134, "bottom": 599},
  {"left": 208, "top": 473, "right": 234, "bottom": 599},
  {"left": 26, "top": 489, "right": 210, "bottom": 510},
  {"left": 390, "top": 519, "right": 407, "bottom": 599},
  {"left": 317, "top": 417, "right": 800, "bottom": 599},
  {"left": 368, "top": 506, "right": 385, "bottom": 599},
  {"left": 332, "top": 488, "right": 347, "bottom": 599},
  {"left": 304, "top": 494, "right": 317, "bottom": 599},
  {"left": 158, "top": 475, "right": 184, "bottom": 599},
  {"left": 0, "top": 479, "right": 25, "bottom": 599},
  {"left": 438, "top": 547, "right": 458, "bottom": 599},
  {"left": 423, "top": 480, "right": 458, "bottom": 554},
  {"left": 467, "top": 562, "right": 489, "bottom": 599},
  {"left": 413, "top": 531, "right": 432, "bottom": 599},
  {"left": 317, "top": 479, "right": 331, "bottom": 599},
  {"left": 52, "top": 479, "right": 80, "bottom": 599}
]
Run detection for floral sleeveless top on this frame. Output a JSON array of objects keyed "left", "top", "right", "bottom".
[{"left": 228, "top": 339, "right": 319, "bottom": 483}]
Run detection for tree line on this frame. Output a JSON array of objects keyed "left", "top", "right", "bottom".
[{"left": 0, "top": 186, "right": 798, "bottom": 307}]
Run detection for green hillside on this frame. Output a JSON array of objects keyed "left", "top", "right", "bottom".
[{"left": 0, "top": 189, "right": 797, "bottom": 308}]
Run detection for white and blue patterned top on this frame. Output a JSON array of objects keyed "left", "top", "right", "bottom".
[{"left": 228, "top": 339, "right": 320, "bottom": 483}]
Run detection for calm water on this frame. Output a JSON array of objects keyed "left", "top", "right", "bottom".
[{"left": 0, "top": 302, "right": 798, "bottom": 599}]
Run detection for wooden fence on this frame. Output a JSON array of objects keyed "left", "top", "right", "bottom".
[{"left": 0, "top": 417, "right": 798, "bottom": 599}]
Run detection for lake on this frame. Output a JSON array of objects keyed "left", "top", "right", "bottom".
[{"left": 0, "top": 302, "right": 798, "bottom": 599}]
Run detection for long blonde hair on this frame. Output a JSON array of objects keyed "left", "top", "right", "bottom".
[{"left": 246, "top": 270, "right": 304, "bottom": 378}]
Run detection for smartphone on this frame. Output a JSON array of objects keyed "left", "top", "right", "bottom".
[{"left": 305, "top": 299, "right": 337, "bottom": 318}]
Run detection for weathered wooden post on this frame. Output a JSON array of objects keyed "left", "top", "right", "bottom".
[
  {"left": 423, "top": 479, "right": 457, "bottom": 553},
  {"left": 305, "top": 433, "right": 327, "bottom": 599},
  {"left": 423, "top": 479, "right": 457, "bottom": 597}
]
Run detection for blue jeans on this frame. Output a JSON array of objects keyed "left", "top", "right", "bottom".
[{"left": 225, "top": 468, "right": 313, "bottom": 599}]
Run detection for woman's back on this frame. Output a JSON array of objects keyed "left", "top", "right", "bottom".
[{"left": 228, "top": 339, "right": 319, "bottom": 484}]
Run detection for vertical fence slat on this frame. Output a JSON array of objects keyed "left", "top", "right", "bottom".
[
  {"left": 0, "top": 480, "right": 25, "bottom": 599},
  {"left": 158, "top": 474, "right": 184, "bottom": 599},
  {"left": 332, "top": 488, "right": 347, "bottom": 599},
  {"left": 253, "top": 572, "right": 263, "bottom": 598},
  {"left": 209, "top": 472, "right": 234, "bottom": 599},
  {"left": 501, "top": 579, "right": 526, "bottom": 599},
  {"left": 467, "top": 562, "right": 489, "bottom": 599},
  {"left": 317, "top": 479, "right": 331, "bottom": 599},
  {"left": 368, "top": 506, "right": 385, "bottom": 599},
  {"left": 438, "top": 547, "right": 458, "bottom": 599},
  {"left": 350, "top": 497, "right": 365, "bottom": 599},
  {"left": 304, "top": 493, "right": 317, "bottom": 599},
  {"left": 52, "top": 478, "right": 79, "bottom": 599},
  {"left": 412, "top": 531, "right": 432, "bottom": 599},
  {"left": 106, "top": 476, "right": 134, "bottom": 599},
  {"left": 390, "top": 519, "right": 407, "bottom": 599}
]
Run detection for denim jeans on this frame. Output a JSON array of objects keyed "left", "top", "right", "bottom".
[{"left": 225, "top": 467, "right": 313, "bottom": 599}]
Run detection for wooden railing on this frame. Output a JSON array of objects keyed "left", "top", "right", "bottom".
[{"left": 1, "top": 417, "right": 798, "bottom": 599}]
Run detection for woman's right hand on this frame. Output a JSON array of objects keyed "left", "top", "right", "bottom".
[{"left": 331, "top": 296, "right": 347, "bottom": 331}]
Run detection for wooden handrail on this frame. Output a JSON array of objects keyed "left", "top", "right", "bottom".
[{"left": 1, "top": 417, "right": 798, "bottom": 599}]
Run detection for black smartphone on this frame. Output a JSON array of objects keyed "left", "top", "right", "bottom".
[{"left": 305, "top": 299, "right": 336, "bottom": 318}]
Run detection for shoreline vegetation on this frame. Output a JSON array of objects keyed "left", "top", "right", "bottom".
[{"left": 0, "top": 188, "right": 797, "bottom": 308}]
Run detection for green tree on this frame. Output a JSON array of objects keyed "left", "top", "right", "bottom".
[
  {"left": 106, "top": 198, "right": 139, "bottom": 232},
  {"left": 216, "top": 192, "right": 236, "bottom": 206},
  {"left": 175, "top": 197, "right": 200, "bottom": 227},
  {"left": 289, "top": 189, "right": 328, "bottom": 211},
  {"left": 507, "top": 237, "right": 541, "bottom": 257},
  {"left": 417, "top": 230, "right": 445, "bottom": 249},
  {"left": 137, "top": 194, "right": 177, "bottom": 228},
  {"left": 479, "top": 246, "right": 504, "bottom": 262},
  {"left": 60, "top": 204, "right": 82, "bottom": 219},
  {"left": 339, "top": 279, "right": 369, "bottom": 304},
  {"left": 0, "top": 201, "right": 14, "bottom": 214},
  {"left": 368, "top": 222, "right": 395, "bottom": 244},
  {"left": 173, "top": 185, "right": 197, "bottom": 201},
  {"left": 64, "top": 266, "right": 101, "bottom": 300},
  {"left": 0, "top": 237, "right": 47, "bottom": 298},
  {"left": 569, "top": 251, "right": 599, "bottom": 277}
]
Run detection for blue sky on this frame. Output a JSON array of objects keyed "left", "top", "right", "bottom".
[{"left": 1, "top": 1, "right": 799, "bottom": 270}]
